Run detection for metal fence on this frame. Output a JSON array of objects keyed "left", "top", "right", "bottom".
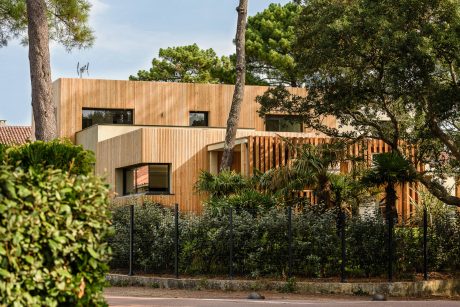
[{"left": 108, "top": 203, "right": 459, "bottom": 281}]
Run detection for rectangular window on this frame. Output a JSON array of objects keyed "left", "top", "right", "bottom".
[
  {"left": 189, "top": 111, "right": 209, "bottom": 127},
  {"left": 123, "top": 164, "right": 171, "bottom": 195},
  {"left": 265, "top": 115, "right": 303, "bottom": 132},
  {"left": 82, "top": 108, "right": 134, "bottom": 129}
]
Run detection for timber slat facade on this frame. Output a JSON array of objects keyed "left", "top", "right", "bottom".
[
  {"left": 53, "top": 78, "right": 438, "bottom": 219},
  {"left": 243, "top": 136, "right": 424, "bottom": 223}
]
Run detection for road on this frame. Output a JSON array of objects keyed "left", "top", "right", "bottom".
[{"left": 106, "top": 296, "right": 460, "bottom": 307}]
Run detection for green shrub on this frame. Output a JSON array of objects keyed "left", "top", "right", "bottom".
[
  {"left": 0, "top": 165, "right": 112, "bottom": 306},
  {"left": 4, "top": 139, "right": 95, "bottom": 175},
  {"left": 110, "top": 203, "right": 175, "bottom": 273},
  {"left": 0, "top": 144, "right": 8, "bottom": 162},
  {"left": 110, "top": 201, "right": 460, "bottom": 279},
  {"left": 347, "top": 213, "right": 387, "bottom": 277}
]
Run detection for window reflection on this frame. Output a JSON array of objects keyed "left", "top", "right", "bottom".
[
  {"left": 124, "top": 164, "right": 170, "bottom": 195},
  {"left": 82, "top": 108, "right": 133, "bottom": 129}
]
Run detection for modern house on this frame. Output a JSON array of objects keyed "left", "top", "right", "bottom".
[{"left": 53, "top": 78, "right": 420, "bottom": 218}]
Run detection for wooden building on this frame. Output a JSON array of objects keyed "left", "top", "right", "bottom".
[{"left": 54, "top": 78, "right": 421, "bottom": 219}]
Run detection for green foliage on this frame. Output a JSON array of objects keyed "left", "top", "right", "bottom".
[
  {"left": 0, "top": 0, "right": 94, "bottom": 49},
  {"left": 194, "top": 170, "right": 275, "bottom": 211},
  {"left": 258, "top": 0, "right": 460, "bottom": 206},
  {"left": 362, "top": 153, "right": 417, "bottom": 187},
  {"left": 129, "top": 44, "right": 267, "bottom": 85},
  {"left": 0, "top": 144, "right": 8, "bottom": 162},
  {"left": 246, "top": 2, "right": 303, "bottom": 86},
  {"left": 110, "top": 203, "right": 175, "bottom": 273},
  {"left": 195, "top": 170, "right": 248, "bottom": 198},
  {"left": 259, "top": 140, "right": 369, "bottom": 210},
  {"left": 4, "top": 139, "right": 95, "bottom": 176},
  {"left": 110, "top": 201, "right": 460, "bottom": 279},
  {"left": 0, "top": 165, "right": 112, "bottom": 306}
]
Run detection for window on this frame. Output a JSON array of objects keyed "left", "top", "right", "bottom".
[
  {"left": 82, "top": 108, "right": 133, "bottom": 129},
  {"left": 123, "top": 164, "right": 170, "bottom": 195},
  {"left": 189, "top": 111, "right": 208, "bottom": 127},
  {"left": 265, "top": 115, "right": 303, "bottom": 132}
]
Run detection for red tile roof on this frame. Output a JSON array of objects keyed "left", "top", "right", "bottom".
[{"left": 0, "top": 126, "right": 32, "bottom": 145}]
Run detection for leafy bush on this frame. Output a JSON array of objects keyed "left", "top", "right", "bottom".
[
  {"left": 195, "top": 170, "right": 276, "bottom": 211},
  {"left": 0, "top": 165, "right": 112, "bottom": 306},
  {"left": 0, "top": 144, "right": 8, "bottom": 162},
  {"left": 4, "top": 139, "right": 95, "bottom": 175},
  {"left": 110, "top": 203, "right": 175, "bottom": 273},
  {"left": 110, "top": 201, "right": 460, "bottom": 279}
]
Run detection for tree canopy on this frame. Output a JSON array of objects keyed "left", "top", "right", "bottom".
[
  {"left": 0, "top": 0, "right": 94, "bottom": 49},
  {"left": 257, "top": 0, "right": 460, "bottom": 207},
  {"left": 246, "top": 2, "right": 302, "bottom": 86},
  {"left": 129, "top": 43, "right": 267, "bottom": 85},
  {"left": 130, "top": 3, "right": 304, "bottom": 87},
  {"left": 1, "top": 0, "right": 94, "bottom": 140}
]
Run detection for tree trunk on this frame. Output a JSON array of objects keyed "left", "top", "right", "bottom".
[
  {"left": 26, "top": 0, "right": 56, "bottom": 141},
  {"left": 385, "top": 183, "right": 397, "bottom": 282},
  {"left": 220, "top": 0, "right": 248, "bottom": 171}
]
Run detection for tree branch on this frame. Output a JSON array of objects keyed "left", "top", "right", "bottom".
[{"left": 418, "top": 175, "right": 460, "bottom": 207}]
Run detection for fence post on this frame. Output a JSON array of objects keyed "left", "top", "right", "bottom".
[
  {"left": 423, "top": 206, "right": 428, "bottom": 281},
  {"left": 128, "top": 204, "right": 134, "bottom": 276},
  {"left": 340, "top": 208, "right": 346, "bottom": 283},
  {"left": 174, "top": 203, "right": 179, "bottom": 279},
  {"left": 229, "top": 206, "right": 233, "bottom": 279},
  {"left": 287, "top": 205, "right": 293, "bottom": 279}
]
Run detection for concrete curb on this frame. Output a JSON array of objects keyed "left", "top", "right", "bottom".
[{"left": 107, "top": 274, "right": 460, "bottom": 298}]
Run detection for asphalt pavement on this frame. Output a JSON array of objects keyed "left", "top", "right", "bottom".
[{"left": 106, "top": 296, "right": 460, "bottom": 307}]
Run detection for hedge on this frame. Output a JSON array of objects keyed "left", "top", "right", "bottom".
[
  {"left": 110, "top": 202, "right": 460, "bottom": 279},
  {"left": 0, "top": 141, "right": 111, "bottom": 306}
]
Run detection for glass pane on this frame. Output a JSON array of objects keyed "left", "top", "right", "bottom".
[
  {"left": 279, "top": 119, "right": 302, "bottom": 132},
  {"left": 135, "top": 165, "right": 149, "bottom": 193},
  {"left": 265, "top": 116, "right": 302, "bottom": 132},
  {"left": 124, "top": 168, "right": 135, "bottom": 195},
  {"left": 149, "top": 164, "right": 169, "bottom": 192},
  {"left": 265, "top": 118, "right": 279, "bottom": 131},
  {"left": 189, "top": 112, "right": 208, "bottom": 126},
  {"left": 82, "top": 109, "right": 133, "bottom": 129}
]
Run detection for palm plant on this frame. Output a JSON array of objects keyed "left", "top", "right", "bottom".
[
  {"left": 361, "top": 152, "right": 417, "bottom": 281},
  {"left": 194, "top": 170, "right": 275, "bottom": 212},
  {"left": 260, "top": 139, "right": 348, "bottom": 209},
  {"left": 194, "top": 170, "right": 248, "bottom": 198}
]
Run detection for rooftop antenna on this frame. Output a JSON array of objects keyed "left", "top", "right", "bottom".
[{"left": 77, "top": 62, "right": 90, "bottom": 78}]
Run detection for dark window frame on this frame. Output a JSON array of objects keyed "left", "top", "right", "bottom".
[
  {"left": 122, "top": 163, "right": 171, "bottom": 196},
  {"left": 189, "top": 111, "right": 209, "bottom": 127},
  {"left": 265, "top": 115, "right": 303, "bottom": 132},
  {"left": 82, "top": 107, "right": 134, "bottom": 129}
]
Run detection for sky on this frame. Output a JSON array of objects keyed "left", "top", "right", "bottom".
[{"left": 0, "top": 0, "right": 290, "bottom": 126}]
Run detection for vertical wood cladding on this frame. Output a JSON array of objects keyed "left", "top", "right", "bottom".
[
  {"left": 245, "top": 136, "right": 424, "bottom": 223},
  {"left": 54, "top": 78, "right": 335, "bottom": 142}
]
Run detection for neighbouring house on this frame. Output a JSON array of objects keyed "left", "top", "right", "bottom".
[
  {"left": 52, "top": 78, "right": 420, "bottom": 218},
  {"left": 0, "top": 120, "right": 31, "bottom": 145}
]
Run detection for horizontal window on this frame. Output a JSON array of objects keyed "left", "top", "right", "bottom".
[
  {"left": 82, "top": 108, "right": 133, "bottom": 129},
  {"left": 265, "top": 115, "right": 303, "bottom": 132},
  {"left": 189, "top": 111, "right": 209, "bottom": 127},
  {"left": 124, "top": 164, "right": 171, "bottom": 195}
]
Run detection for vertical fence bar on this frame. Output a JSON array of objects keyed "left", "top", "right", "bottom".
[
  {"left": 174, "top": 203, "right": 179, "bottom": 279},
  {"left": 423, "top": 206, "right": 428, "bottom": 281},
  {"left": 340, "top": 209, "right": 346, "bottom": 283},
  {"left": 128, "top": 204, "right": 134, "bottom": 276},
  {"left": 287, "top": 205, "right": 292, "bottom": 279},
  {"left": 229, "top": 207, "right": 234, "bottom": 279}
]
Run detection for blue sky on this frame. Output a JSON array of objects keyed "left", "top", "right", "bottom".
[{"left": 0, "top": 0, "right": 290, "bottom": 126}]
